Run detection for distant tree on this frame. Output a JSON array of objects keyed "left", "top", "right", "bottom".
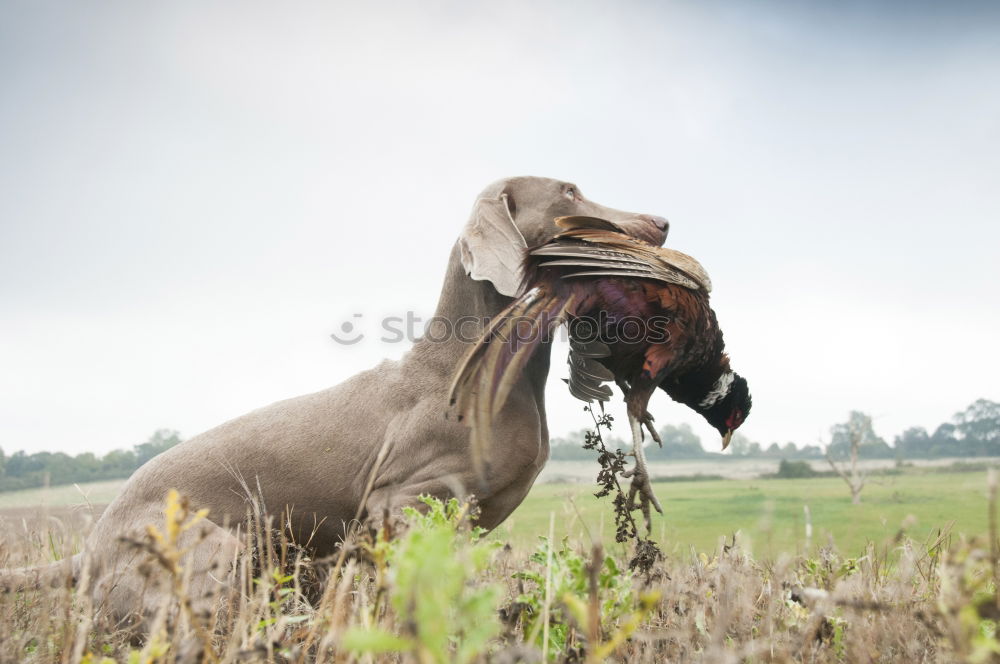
[
  {"left": 548, "top": 429, "right": 627, "bottom": 460},
  {"left": 134, "top": 429, "right": 183, "bottom": 467},
  {"left": 825, "top": 412, "right": 875, "bottom": 504},
  {"left": 74, "top": 452, "right": 100, "bottom": 480},
  {"left": 827, "top": 411, "right": 892, "bottom": 459},
  {"left": 0, "top": 429, "right": 186, "bottom": 492},
  {"left": 722, "top": 439, "right": 806, "bottom": 458},
  {"left": 43, "top": 452, "right": 76, "bottom": 485},
  {"left": 5, "top": 450, "right": 36, "bottom": 477},
  {"left": 895, "top": 426, "right": 931, "bottom": 457},
  {"left": 798, "top": 444, "right": 824, "bottom": 458},
  {"left": 930, "top": 423, "right": 959, "bottom": 456},
  {"left": 727, "top": 433, "right": 753, "bottom": 456},
  {"left": 953, "top": 399, "right": 1000, "bottom": 456},
  {"left": 650, "top": 423, "right": 705, "bottom": 459}
]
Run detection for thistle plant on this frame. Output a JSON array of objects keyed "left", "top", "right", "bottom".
[{"left": 582, "top": 405, "right": 664, "bottom": 578}]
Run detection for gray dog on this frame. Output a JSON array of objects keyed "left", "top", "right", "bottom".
[{"left": 1, "top": 176, "right": 668, "bottom": 621}]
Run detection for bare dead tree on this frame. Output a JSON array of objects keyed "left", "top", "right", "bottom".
[{"left": 825, "top": 413, "right": 871, "bottom": 505}]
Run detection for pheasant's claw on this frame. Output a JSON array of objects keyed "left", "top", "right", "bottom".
[
  {"left": 625, "top": 464, "right": 663, "bottom": 533},
  {"left": 627, "top": 412, "right": 663, "bottom": 533},
  {"left": 641, "top": 413, "right": 662, "bottom": 447}
]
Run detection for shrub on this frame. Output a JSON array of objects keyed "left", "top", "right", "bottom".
[{"left": 774, "top": 459, "right": 820, "bottom": 478}]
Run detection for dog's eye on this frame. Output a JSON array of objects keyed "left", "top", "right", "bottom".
[{"left": 564, "top": 187, "right": 578, "bottom": 200}]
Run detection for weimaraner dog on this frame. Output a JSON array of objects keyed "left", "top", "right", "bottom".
[{"left": 1, "top": 176, "right": 669, "bottom": 621}]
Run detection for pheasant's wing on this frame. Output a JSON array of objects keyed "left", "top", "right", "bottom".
[
  {"left": 651, "top": 247, "right": 712, "bottom": 293},
  {"left": 530, "top": 234, "right": 709, "bottom": 292},
  {"left": 531, "top": 222, "right": 712, "bottom": 293},
  {"left": 564, "top": 340, "right": 614, "bottom": 404},
  {"left": 564, "top": 269, "right": 700, "bottom": 290},
  {"left": 448, "top": 285, "right": 577, "bottom": 483},
  {"left": 569, "top": 337, "right": 612, "bottom": 358}
]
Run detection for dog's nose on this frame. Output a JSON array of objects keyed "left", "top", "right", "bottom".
[{"left": 641, "top": 215, "right": 670, "bottom": 233}]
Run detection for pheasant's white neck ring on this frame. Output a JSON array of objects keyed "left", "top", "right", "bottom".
[{"left": 699, "top": 370, "right": 735, "bottom": 409}]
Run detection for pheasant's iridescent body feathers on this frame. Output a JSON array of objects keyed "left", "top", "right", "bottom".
[{"left": 449, "top": 216, "right": 751, "bottom": 525}]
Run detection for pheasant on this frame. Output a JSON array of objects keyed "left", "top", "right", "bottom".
[{"left": 449, "top": 216, "right": 752, "bottom": 529}]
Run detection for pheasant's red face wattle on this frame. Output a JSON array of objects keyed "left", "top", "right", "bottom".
[{"left": 726, "top": 409, "right": 745, "bottom": 431}]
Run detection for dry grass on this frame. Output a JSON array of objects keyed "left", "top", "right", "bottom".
[{"left": 1, "top": 487, "right": 999, "bottom": 663}]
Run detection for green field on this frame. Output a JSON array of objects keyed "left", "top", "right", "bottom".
[
  {"left": 0, "top": 469, "right": 994, "bottom": 662},
  {"left": 495, "top": 470, "right": 990, "bottom": 559},
  {"left": 0, "top": 479, "right": 125, "bottom": 509},
  {"left": 0, "top": 471, "right": 988, "bottom": 560}
]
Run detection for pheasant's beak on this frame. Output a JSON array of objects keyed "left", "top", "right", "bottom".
[{"left": 722, "top": 429, "right": 734, "bottom": 450}]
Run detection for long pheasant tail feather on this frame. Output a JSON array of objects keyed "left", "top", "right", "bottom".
[
  {"left": 470, "top": 289, "right": 575, "bottom": 481},
  {"left": 449, "top": 285, "right": 576, "bottom": 484},
  {"left": 448, "top": 296, "right": 523, "bottom": 415},
  {"left": 488, "top": 291, "right": 577, "bottom": 417},
  {"left": 449, "top": 304, "right": 523, "bottom": 484}
]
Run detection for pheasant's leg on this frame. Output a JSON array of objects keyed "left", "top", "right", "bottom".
[
  {"left": 622, "top": 413, "right": 664, "bottom": 533},
  {"left": 616, "top": 379, "right": 661, "bottom": 447}
]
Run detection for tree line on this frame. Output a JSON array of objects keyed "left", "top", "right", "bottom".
[
  {"left": 0, "top": 429, "right": 182, "bottom": 492},
  {"left": 0, "top": 399, "right": 997, "bottom": 492},
  {"left": 549, "top": 398, "right": 1000, "bottom": 462}
]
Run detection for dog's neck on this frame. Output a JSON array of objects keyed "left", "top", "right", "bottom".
[{"left": 410, "top": 243, "right": 552, "bottom": 408}]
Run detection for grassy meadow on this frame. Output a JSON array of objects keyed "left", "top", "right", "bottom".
[
  {"left": 0, "top": 479, "right": 126, "bottom": 510},
  {"left": 0, "top": 463, "right": 997, "bottom": 662},
  {"left": 499, "top": 469, "right": 989, "bottom": 559},
  {"left": 0, "top": 466, "right": 989, "bottom": 560}
]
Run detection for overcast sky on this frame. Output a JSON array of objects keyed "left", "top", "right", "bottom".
[{"left": 1, "top": 0, "right": 998, "bottom": 456}]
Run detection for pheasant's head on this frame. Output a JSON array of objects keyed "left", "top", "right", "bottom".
[{"left": 697, "top": 371, "right": 752, "bottom": 449}]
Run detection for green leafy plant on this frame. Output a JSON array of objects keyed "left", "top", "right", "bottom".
[
  {"left": 343, "top": 496, "right": 503, "bottom": 664},
  {"left": 509, "top": 536, "right": 645, "bottom": 658}
]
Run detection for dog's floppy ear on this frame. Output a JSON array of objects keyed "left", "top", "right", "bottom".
[{"left": 458, "top": 193, "right": 527, "bottom": 297}]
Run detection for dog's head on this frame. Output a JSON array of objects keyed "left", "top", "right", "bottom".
[{"left": 459, "top": 176, "right": 669, "bottom": 296}]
